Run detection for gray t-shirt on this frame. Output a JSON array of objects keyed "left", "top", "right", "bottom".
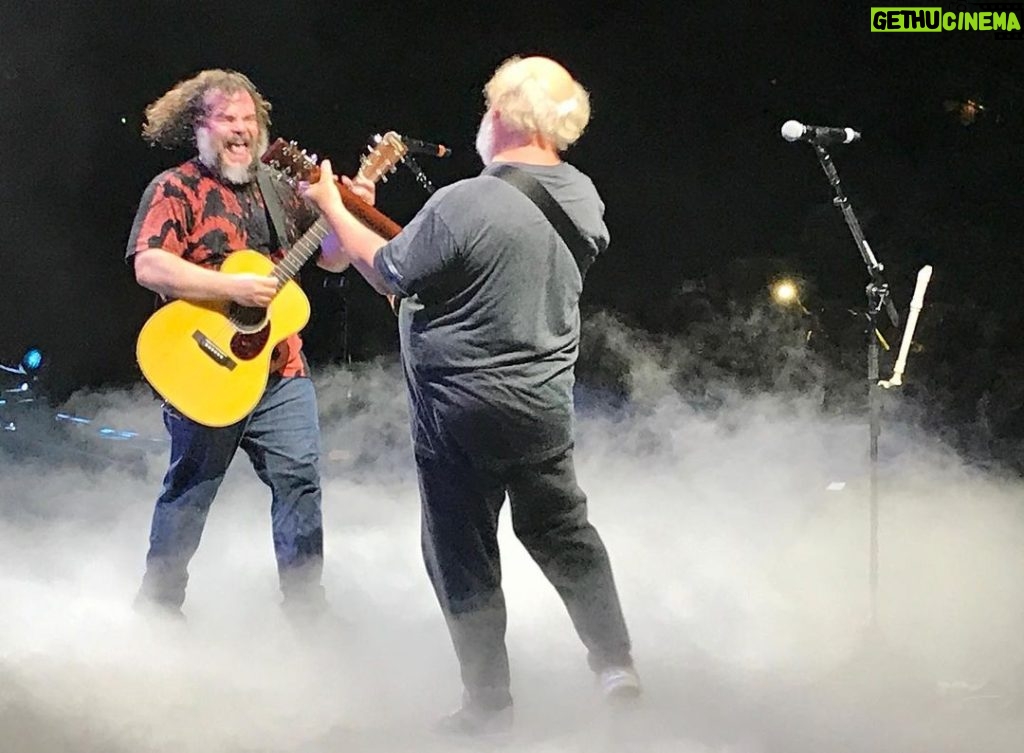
[{"left": 375, "top": 161, "right": 609, "bottom": 468}]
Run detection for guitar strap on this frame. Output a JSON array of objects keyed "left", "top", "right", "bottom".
[
  {"left": 486, "top": 163, "right": 595, "bottom": 280},
  {"left": 255, "top": 165, "right": 313, "bottom": 376},
  {"left": 256, "top": 165, "right": 291, "bottom": 253}
]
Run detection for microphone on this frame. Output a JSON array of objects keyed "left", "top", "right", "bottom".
[
  {"left": 781, "top": 120, "right": 861, "bottom": 146},
  {"left": 401, "top": 136, "right": 451, "bottom": 158}
]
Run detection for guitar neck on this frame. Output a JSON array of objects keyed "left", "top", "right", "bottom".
[
  {"left": 338, "top": 180, "right": 402, "bottom": 240},
  {"left": 271, "top": 187, "right": 402, "bottom": 285},
  {"left": 260, "top": 137, "right": 404, "bottom": 284},
  {"left": 271, "top": 217, "right": 332, "bottom": 285},
  {"left": 299, "top": 157, "right": 403, "bottom": 241}
]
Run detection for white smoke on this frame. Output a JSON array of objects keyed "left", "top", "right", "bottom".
[{"left": 2, "top": 316, "right": 1023, "bottom": 753}]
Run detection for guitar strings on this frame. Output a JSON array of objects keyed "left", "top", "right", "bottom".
[{"left": 204, "top": 217, "right": 333, "bottom": 360}]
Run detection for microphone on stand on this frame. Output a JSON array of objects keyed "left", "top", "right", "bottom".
[
  {"left": 781, "top": 119, "right": 861, "bottom": 146},
  {"left": 401, "top": 136, "right": 451, "bottom": 158}
]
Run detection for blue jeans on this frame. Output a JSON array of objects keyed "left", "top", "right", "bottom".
[{"left": 138, "top": 376, "right": 324, "bottom": 610}]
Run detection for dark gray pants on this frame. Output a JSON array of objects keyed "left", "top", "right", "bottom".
[{"left": 416, "top": 447, "right": 632, "bottom": 710}]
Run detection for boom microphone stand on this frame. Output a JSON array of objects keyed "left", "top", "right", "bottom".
[
  {"left": 786, "top": 122, "right": 937, "bottom": 703},
  {"left": 811, "top": 142, "right": 899, "bottom": 632}
]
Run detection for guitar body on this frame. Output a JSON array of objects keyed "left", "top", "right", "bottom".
[{"left": 136, "top": 250, "right": 311, "bottom": 427}]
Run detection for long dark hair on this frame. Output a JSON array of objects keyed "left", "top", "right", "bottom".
[{"left": 141, "top": 69, "right": 272, "bottom": 148}]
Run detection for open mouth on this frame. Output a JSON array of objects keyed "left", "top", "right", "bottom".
[{"left": 225, "top": 141, "right": 251, "bottom": 160}]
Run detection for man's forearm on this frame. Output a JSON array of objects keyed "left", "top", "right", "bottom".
[
  {"left": 134, "top": 248, "right": 237, "bottom": 300},
  {"left": 321, "top": 207, "right": 392, "bottom": 295}
]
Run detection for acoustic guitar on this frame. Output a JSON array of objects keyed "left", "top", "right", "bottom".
[{"left": 135, "top": 134, "right": 407, "bottom": 427}]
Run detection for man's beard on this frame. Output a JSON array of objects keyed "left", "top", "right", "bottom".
[
  {"left": 196, "top": 129, "right": 268, "bottom": 185},
  {"left": 474, "top": 111, "right": 496, "bottom": 166}
]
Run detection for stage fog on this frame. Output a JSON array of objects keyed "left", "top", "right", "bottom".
[{"left": 2, "top": 314, "right": 1023, "bottom": 753}]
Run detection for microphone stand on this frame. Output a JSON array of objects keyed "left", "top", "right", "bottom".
[
  {"left": 400, "top": 153, "right": 437, "bottom": 195},
  {"left": 798, "top": 141, "right": 937, "bottom": 702},
  {"left": 812, "top": 144, "right": 899, "bottom": 635}
]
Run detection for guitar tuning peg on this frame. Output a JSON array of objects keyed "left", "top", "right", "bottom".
[{"left": 309, "top": 153, "right": 318, "bottom": 164}]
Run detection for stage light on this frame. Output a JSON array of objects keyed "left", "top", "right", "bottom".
[
  {"left": 771, "top": 280, "right": 799, "bottom": 305},
  {"left": 943, "top": 98, "right": 985, "bottom": 126},
  {"left": 770, "top": 277, "right": 811, "bottom": 317},
  {"left": 21, "top": 348, "right": 42, "bottom": 371}
]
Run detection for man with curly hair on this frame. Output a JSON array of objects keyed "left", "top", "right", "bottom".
[
  {"left": 126, "top": 69, "right": 372, "bottom": 621},
  {"left": 304, "top": 56, "right": 639, "bottom": 734}
]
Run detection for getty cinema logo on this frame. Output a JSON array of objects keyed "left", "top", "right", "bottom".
[{"left": 871, "top": 4, "right": 1023, "bottom": 36}]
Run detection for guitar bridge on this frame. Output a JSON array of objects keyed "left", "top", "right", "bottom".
[{"left": 192, "top": 331, "right": 237, "bottom": 370}]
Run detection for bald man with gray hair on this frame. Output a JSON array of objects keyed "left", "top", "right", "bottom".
[{"left": 305, "top": 55, "right": 639, "bottom": 735}]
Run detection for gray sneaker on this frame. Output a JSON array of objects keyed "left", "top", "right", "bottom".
[
  {"left": 598, "top": 665, "right": 642, "bottom": 701},
  {"left": 436, "top": 703, "right": 514, "bottom": 737},
  {"left": 133, "top": 592, "right": 186, "bottom": 622}
]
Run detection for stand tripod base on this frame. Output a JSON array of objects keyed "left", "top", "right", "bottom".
[{"left": 821, "top": 623, "right": 936, "bottom": 704}]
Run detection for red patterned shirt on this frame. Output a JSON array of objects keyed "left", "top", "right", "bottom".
[{"left": 127, "top": 158, "right": 318, "bottom": 377}]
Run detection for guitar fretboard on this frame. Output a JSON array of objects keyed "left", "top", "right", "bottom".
[{"left": 270, "top": 217, "right": 331, "bottom": 286}]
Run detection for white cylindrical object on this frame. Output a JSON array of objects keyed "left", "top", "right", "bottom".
[{"left": 879, "top": 265, "right": 933, "bottom": 389}]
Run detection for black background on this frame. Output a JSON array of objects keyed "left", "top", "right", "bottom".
[{"left": 1, "top": 2, "right": 1021, "bottom": 452}]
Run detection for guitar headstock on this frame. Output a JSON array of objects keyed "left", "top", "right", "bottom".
[
  {"left": 357, "top": 131, "right": 409, "bottom": 184},
  {"left": 261, "top": 132, "right": 409, "bottom": 187},
  {"left": 262, "top": 139, "right": 320, "bottom": 183}
]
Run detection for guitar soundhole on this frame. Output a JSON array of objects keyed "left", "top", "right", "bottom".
[
  {"left": 229, "top": 304, "right": 267, "bottom": 333},
  {"left": 230, "top": 323, "right": 271, "bottom": 361}
]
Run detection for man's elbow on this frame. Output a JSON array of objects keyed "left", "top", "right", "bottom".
[
  {"left": 133, "top": 250, "right": 169, "bottom": 293},
  {"left": 316, "top": 254, "right": 351, "bottom": 274}
]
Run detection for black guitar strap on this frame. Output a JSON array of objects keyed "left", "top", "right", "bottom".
[
  {"left": 254, "top": 165, "right": 313, "bottom": 376},
  {"left": 256, "top": 165, "right": 291, "bottom": 251},
  {"left": 486, "top": 163, "right": 596, "bottom": 280}
]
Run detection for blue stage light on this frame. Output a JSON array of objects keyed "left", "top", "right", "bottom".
[{"left": 22, "top": 348, "right": 42, "bottom": 371}]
